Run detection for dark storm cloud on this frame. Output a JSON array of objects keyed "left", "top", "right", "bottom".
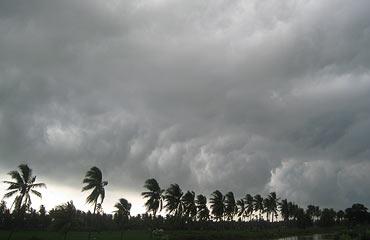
[{"left": 1, "top": 0, "right": 370, "bottom": 209}]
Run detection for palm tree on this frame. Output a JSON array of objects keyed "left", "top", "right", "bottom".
[
  {"left": 49, "top": 201, "right": 77, "bottom": 240},
  {"left": 253, "top": 194, "right": 264, "bottom": 220},
  {"left": 245, "top": 194, "right": 254, "bottom": 221},
  {"left": 263, "top": 197, "right": 271, "bottom": 221},
  {"left": 3, "top": 164, "right": 46, "bottom": 212},
  {"left": 114, "top": 198, "right": 131, "bottom": 240},
  {"left": 236, "top": 199, "right": 245, "bottom": 221},
  {"left": 210, "top": 190, "right": 224, "bottom": 221},
  {"left": 164, "top": 184, "right": 183, "bottom": 217},
  {"left": 82, "top": 166, "right": 107, "bottom": 240},
  {"left": 267, "top": 192, "right": 279, "bottom": 222},
  {"left": 181, "top": 191, "right": 197, "bottom": 221},
  {"left": 224, "top": 192, "right": 237, "bottom": 221},
  {"left": 280, "top": 199, "right": 289, "bottom": 222},
  {"left": 141, "top": 178, "right": 164, "bottom": 217},
  {"left": 195, "top": 194, "right": 209, "bottom": 221}
]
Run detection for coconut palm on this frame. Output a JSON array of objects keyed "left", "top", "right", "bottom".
[
  {"left": 49, "top": 201, "right": 77, "bottom": 240},
  {"left": 114, "top": 198, "right": 131, "bottom": 240},
  {"left": 280, "top": 199, "right": 289, "bottom": 222},
  {"left": 236, "top": 199, "right": 245, "bottom": 221},
  {"left": 82, "top": 166, "right": 107, "bottom": 240},
  {"left": 164, "top": 184, "right": 183, "bottom": 216},
  {"left": 195, "top": 194, "right": 209, "bottom": 221},
  {"left": 181, "top": 191, "right": 197, "bottom": 221},
  {"left": 263, "top": 198, "right": 270, "bottom": 221},
  {"left": 245, "top": 194, "right": 254, "bottom": 221},
  {"left": 253, "top": 194, "right": 264, "bottom": 220},
  {"left": 210, "top": 190, "right": 224, "bottom": 221},
  {"left": 267, "top": 192, "right": 279, "bottom": 222},
  {"left": 224, "top": 192, "right": 237, "bottom": 221},
  {"left": 141, "top": 178, "right": 164, "bottom": 217},
  {"left": 3, "top": 164, "right": 46, "bottom": 211},
  {"left": 82, "top": 167, "right": 108, "bottom": 214}
]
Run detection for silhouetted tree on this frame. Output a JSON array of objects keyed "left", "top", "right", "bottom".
[
  {"left": 49, "top": 201, "right": 78, "bottom": 240},
  {"left": 245, "top": 194, "right": 254, "bottom": 220},
  {"left": 82, "top": 166, "right": 108, "bottom": 240},
  {"left": 113, "top": 198, "right": 131, "bottom": 240},
  {"left": 195, "top": 194, "right": 209, "bottom": 221},
  {"left": 210, "top": 190, "right": 224, "bottom": 221},
  {"left": 253, "top": 194, "right": 264, "bottom": 220},
  {"left": 181, "top": 191, "right": 197, "bottom": 221},
  {"left": 164, "top": 184, "right": 183, "bottom": 217},
  {"left": 224, "top": 192, "right": 237, "bottom": 221},
  {"left": 141, "top": 179, "right": 164, "bottom": 217},
  {"left": 236, "top": 199, "right": 245, "bottom": 221},
  {"left": 3, "top": 164, "right": 46, "bottom": 211}
]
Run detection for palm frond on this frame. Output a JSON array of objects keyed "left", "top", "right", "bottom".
[
  {"left": 7, "top": 171, "right": 24, "bottom": 184},
  {"left": 3, "top": 190, "right": 18, "bottom": 199},
  {"left": 31, "top": 189, "right": 42, "bottom": 198}
]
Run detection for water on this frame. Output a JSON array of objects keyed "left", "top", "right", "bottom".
[{"left": 276, "top": 234, "right": 334, "bottom": 240}]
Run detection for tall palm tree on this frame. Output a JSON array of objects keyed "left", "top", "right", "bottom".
[
  {"left": 181, "top": 191, "right": 197, "bottom": 221},
  {"left": 164, "top": 184, "right": 183, "bottom": 217},
  {"left": 195, "top": 194, "right": 209, "bottom": 221},
  {"left": 210, "top": 190, "right": 224, "bottom": 221},
  {"left": 141, "top": 178, "right": 164, "bottom": 217},
  {"left": 82, "top": 167, "right": 108, "bottom": 214},
  {"left": 263, "top": 197, "right": 272, "bottom": 221},
  {"left": 236, "top": 199, "right": 245, "bottom": 221},
  {"left": 114, "top": 198, "right": 131, "bottom": 240},
  {"left": 224, "top": 192, "right": 237, "bottom": 221},
  {"left": 253, "top": 194, "right": 264, "bottom": 220},
  {"left": 82, "top": 166, "right": 107, "bottom": 240},
  {"left": 3, "top": 164, "right": 46, "bottom": 211},
  {"left": 267, "top": 192, "right": 279, "bottom": 222},
  {"left": 245, "top": 194, "right": 254, "bottom": 221}
]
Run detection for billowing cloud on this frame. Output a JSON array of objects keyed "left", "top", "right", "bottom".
[{"left": 1, "top": 0, "right": 370, "bottom": 213}]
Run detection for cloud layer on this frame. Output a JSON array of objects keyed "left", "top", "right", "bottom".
[{"left": 1, "top": 0, "right": 370, "bottom": 211}]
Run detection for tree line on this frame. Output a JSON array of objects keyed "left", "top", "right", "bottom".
[{"left": 1, "top": 164, "right": 370, "bottom": 239}]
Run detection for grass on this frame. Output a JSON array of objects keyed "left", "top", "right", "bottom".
[
  {"left": 0, "top": 227, "right": 341, "bottom": 240},
  {"left": 0, "top": 230, "right": 151, "bottom": 240}
]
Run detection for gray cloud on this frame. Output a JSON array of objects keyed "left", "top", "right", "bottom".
[{"left": 1, "top": 0, "right": 370, "bottom": 210}]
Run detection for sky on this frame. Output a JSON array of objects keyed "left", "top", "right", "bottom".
[{"left": 1, "top": 0, "right": 370, "bottom": 215}]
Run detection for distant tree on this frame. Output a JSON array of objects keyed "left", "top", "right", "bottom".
[
  {"left": 224, "top": 192, "right": 237, "bottom": 221},
  {"left": 236, "top": 199, "right": 245, "bottom": 221},
  {"left": 319, "top": 208, "right": 336, "bottom": 227},
  {"left": 263, "top": 197, "right": 272, "bottom": 221},
  {"left": 82, "top": 166, "right": 108, "bottom": 240},
  {"left": 280, "top": 199, "right": 289, "bottom": 222},
  {"left": 141, "top": 179, "right": 164, "bottom": 217},
  {"left": 49, "top": 201, "right": 78, "bottom": 240},
  {"left": 345, "top": 203, "right": 369, "bottom": 226},
  {"left": 306, "top": 205, "right": 316, "bottom": 222},
  {"left": 113, "top": 198, "right": 131, "bottom": 240},
  {"left": 3, "top": 164, "right": 46, "bottom": 211},
  {"left": 267, "top": 192, "right": 279, "bottom": 222},
  {"left": 336, "top": 210, "right": 345, "bottom": 223},
  {"left": 164, "top": 184, "right": 183, "bottom": 217},
  {"left": 210, "top": 190, "right": 224, "bottom": 221},
  {"left": 253, "top": 194, "right": 264, "bottom": 220},
  {"left": 245, "top": 194, "right": 254, "bottom": 221},
  {"left": 181, "top": 191, "right": 197, "bottom": 221},
  {"left": 195, "top": 194, "right": 209, "bottom": 221}
]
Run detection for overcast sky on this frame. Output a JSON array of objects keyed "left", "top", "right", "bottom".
[{"left": 1, "top": 0, "right": 370, "bottom": 214}]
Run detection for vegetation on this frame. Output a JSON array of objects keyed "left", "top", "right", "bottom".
[{"left": 1, "top": 164, "right": 370, "bottom": 240}]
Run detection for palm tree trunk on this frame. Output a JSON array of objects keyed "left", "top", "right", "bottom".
[
  {"left": 64, "top": 231, "right": 68, "bottom": 240},
  {"left": 88, "top": 202, "right": 97, "bottom": 240}
]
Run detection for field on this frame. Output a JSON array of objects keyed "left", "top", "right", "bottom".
[{"left": 0, "top": 228, "right": 340, "bottom": 240}]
